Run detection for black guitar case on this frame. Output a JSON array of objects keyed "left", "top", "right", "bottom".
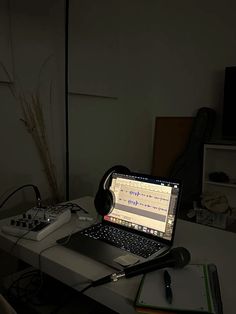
[{"left": 169, "top": 107, "right": 216, "bottom": 217}]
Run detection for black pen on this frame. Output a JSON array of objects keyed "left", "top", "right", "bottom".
[{"left": 164, "top": 270, "right": 173, "bottom": 304}]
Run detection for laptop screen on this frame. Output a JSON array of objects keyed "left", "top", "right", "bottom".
[{"left": 103, "top": 172, "right": 181, "bottom": 242}]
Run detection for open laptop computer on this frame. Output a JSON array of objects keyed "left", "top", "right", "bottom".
[{"left": 57, "top": 171, "right": 181, "bottom": 270}]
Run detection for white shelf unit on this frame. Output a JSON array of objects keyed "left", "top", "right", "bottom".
[{"left": 202, "top": 144, "right": 236, "bottom": 208}]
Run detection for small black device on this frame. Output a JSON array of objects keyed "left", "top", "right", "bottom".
[{"left": 94, "top": 165, "right": 131, "bottom": 216}]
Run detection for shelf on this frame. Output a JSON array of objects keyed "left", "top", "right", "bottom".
[
  {"left": 202, "top": 144, "right": 236, "bottom": 209},
  {"left": 204, "top": 144, "right": 236, "bottom": 151},
  {"left": 204, "top": 180, "right": 236, "bottom": 189}
]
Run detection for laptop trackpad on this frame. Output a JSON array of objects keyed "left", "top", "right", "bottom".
[
  {"left": 113, "top": 254, "right": 140, "bottom": 267},
  {"left": 59, "top": 233, "right": 140, "bottom": 270}
]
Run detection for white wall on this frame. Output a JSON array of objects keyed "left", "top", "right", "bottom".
[
  {"left": 0, "top": 0, "right": 65, "bottom": 212},
  {"left": 1, "top": 0, "right": 236, "bottom": 209},
  {"left": 68, "top": 0, "right": 236, "bottom": 199}
]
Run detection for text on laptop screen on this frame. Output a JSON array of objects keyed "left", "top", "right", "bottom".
[{"left": 104, "top": 173, "right": 180, "bottom": 241}]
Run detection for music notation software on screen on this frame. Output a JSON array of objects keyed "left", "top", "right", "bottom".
[{"left": 104, "top": 174, "right": 179, "bottom": 240}]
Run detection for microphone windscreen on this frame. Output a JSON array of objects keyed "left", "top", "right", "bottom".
[{"left": 171, "top": 247, "right": 191, "bottom": 268}]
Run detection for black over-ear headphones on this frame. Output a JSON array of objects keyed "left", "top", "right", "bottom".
[{"left": 94, "top": 165, "right": 130, "bottom": 216}]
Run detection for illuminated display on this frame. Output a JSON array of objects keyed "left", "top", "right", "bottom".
[{"left": 104, "top": 174, "right": 179, "bottom": 241}]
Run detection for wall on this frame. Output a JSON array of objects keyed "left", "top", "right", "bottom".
[
  {"left": 1, "top": 0, "right": 236, "bottom": 209},
  {"left": 68, "top": 0, "right": 236, "bottom": 199},
  {"left": 0, "top": 0, "right": 65, "bottom": 213}
]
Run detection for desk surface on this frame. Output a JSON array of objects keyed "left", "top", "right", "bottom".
[{"left": 0, "top": 196, "right": 235, "bottom": 314}]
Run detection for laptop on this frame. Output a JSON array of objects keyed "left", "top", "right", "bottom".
[{"left": 57, "top": 172, "right": 181, "bottom": 270}]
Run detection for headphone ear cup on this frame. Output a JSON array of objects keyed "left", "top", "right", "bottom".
[
  {"left": 94, "top": 165, "right": 131, "bottom": 216},
  {"left": 94, "top": 189, "right": 114, "bottom": 216}
]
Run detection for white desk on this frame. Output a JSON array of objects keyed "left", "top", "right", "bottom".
[{"left": 0, "top": 196, "right": 235, "bottom": 314}]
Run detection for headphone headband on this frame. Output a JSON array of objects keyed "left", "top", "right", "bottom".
[{"left": 99, "top": 165, "right": 130, "bottom": 190}]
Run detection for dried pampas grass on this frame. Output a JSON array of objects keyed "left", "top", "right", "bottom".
[{"left": 1, "top": 59, "right": 60, "bottom": 202}]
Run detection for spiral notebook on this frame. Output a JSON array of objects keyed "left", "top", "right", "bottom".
[{"left": 135, "top": 264, "right": 223, "bottom": 314}]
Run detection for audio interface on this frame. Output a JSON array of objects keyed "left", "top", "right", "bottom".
[{"left": 1, "top": 205, "right": 71, "bottom": 241}]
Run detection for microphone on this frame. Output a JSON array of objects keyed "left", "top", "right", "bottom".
[{"left": 92, "top": 247, "right": 191, "bottom": 287}]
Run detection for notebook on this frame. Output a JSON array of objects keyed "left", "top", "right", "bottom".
[
  {"left": 57, "top": 172, "right": 181, "bottom": 270},
  {"left": 135, "top": 264, "right": 223, "bottom": 314}
]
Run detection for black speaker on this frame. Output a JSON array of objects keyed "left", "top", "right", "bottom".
[
  {"left": 222, "top": 66, "right": 236, "bottom": 139},
  {"left": 94, "top": 165, "right": 130, "bottom": 216}
]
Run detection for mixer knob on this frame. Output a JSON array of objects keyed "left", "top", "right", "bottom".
[
  {"left": 28, "top": 214, "right": 32, "bottom": 220},
  {"left": 23, "top": 213, "right": 26, "bottom": 219},
  {"left": 16, "top": 221, "right": 20, "bottom": 226},
  {"left": 10, "top": 219, "right": 15, "bottom": 225},
  {"left": 22, "top": 222, "right": 27, "bottom": 228}
]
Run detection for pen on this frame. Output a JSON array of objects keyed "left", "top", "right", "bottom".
[{"left": 164, "top": 270, "right": 173, "bottom": 304}]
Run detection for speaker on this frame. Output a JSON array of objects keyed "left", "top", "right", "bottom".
[
  {"left": 94, "top": 165, "right": 130, "bottom": 216},
  {"left": 222, "top": 66, "right": 236, "bottom": 139}
]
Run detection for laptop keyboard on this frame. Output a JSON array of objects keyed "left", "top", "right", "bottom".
[{"left": 80, "top": 224, "right": 163, "bottom": 258}]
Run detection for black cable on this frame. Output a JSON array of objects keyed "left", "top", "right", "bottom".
[
  {"left": 38, "top": 244, "right": 60, "bottom": 273},
  {"left": 4, "top": 199, "right": 92, "bottom": 311},
  {"left": 79, "top": 283, "right": 93, "bottom": 293},
  {"left": 0, "top": 184, "right": 42, "bottom": 209},
  {"left": 7, "top": 269, "right": 41, "bottom": 301},
  {"left": 58, "top": 202, "right": 88, "bottom": 214},
  {"left": 9, "top": 206, "right": 42, "bottom": 255},
  {"left": 8, "top": 271, "right": 46, "bottom": 308},
  {"left": 8, "top": 202, "right": 86, "bottom": 256}
]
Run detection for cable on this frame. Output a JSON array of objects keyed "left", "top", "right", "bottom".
[
  {"left": 38, "top": 244, "right": 60, "bottom": 273},
  {"left": 0, "top": 184, "right": 42, "bottom": 209},
  {"left": 4, "top": 203, "right": 93, "bottom": 311},
  {"left": 9, "top": 206, "right": 41, "bottom": 254},
  {"left": 37, "top": 213, "right": 84, "bottom": 274},
  {"left": 79, "top": 283, "right": 93, "bottom": 293},
  {"left": 9, "top": 202, "right": 86, "bottom": 255},
  {"left": 53, "top": 202, "right": 89, "bottom": 214},
  {"left": 62, "top": 202, "right": 88, "bottom": 214},
  {"left": 38, "top": 216, "right": 93, "bottom": 314},
  {"left": 6, "top": 269, "right": 42, "bottom": 307}
]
